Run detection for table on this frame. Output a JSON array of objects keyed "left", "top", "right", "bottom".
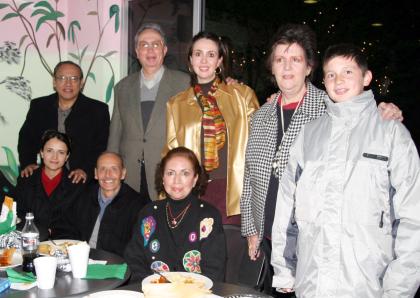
[
  {"left": 118, "top": 282, "right": 273, "bottom": 297},
  {"left": 0, "top": 248, "right": 130, "bottom": 297}
]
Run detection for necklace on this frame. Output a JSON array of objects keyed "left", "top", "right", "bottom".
[
  {"left": 165, "top": 201, "right": 191, "bottom": 229},
  {"left": 279, "top": 94, "right": 305, "bottom": 140}
]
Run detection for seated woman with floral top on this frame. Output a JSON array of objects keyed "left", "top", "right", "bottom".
[{"left": 124, "top": 147, "right": 226, "bottom": 282}]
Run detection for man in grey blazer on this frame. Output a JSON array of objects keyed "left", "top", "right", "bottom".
[{"left": 107, "top": 23, "right": 189, "bottom": 200}]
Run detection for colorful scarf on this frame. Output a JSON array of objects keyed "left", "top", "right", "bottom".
[{"left": 194, "top": 79, "right": 226, "bottom": 172}]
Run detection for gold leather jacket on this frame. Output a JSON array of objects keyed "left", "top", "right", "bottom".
[{"left": 164, "top": 82, "right": 259, "bottom": 216}]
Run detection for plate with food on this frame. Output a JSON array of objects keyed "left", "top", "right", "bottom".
[
  {"left": 142, "top": 271, "right": 213, "bottom": 290},
  {"left": 38, "top": 239, "right": 79, "bottom": 256},
  {"left": 0, "top": 248, "right": 22, "bottom": 270}
]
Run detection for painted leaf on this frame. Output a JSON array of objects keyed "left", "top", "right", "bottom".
[
  {"left": 19, "top": 35, "right": 28, "bottom": 49},
  {"left": 0, "top": 166, "right": 17, "bottom": 187},
  {"left": 54, "top": 11, "right": 64, "bottom": 18},
  {"left": 2, "top": 12, "right": 19, "bottom": 21},
  {"left": 36, "top": 14, "right": 60, "bottom": 31},
  {"left": 103, "top": 50, "right": 117, "bottom": 58},
  {"left": 87, "top": 11, "right": 97, "bottom": 15},
  {"left": 0, "top": 3, "right": 10, "bottom": 10},
  {"left": 109, "top": 5, "right": 120, "bottom": 32},
  {"left": 105, "top": 75, "right": 115, "bottom": 103},
  {"left": 114, "top": 13, "right": 120, "bottom": 33},
  {"left": 18, "top": 2, "right": 33, "bottom": 12},
  {"left": 2, "top": 146, "right": 18, "bottom": 178},
  {"left": 34, "top": 0, "right": 54, "bottom": 13},
  {"left": 31, "top": 9, "right": 48, "bottom": 17},
  {"left": 46, "top": 33, "right": 55, "bottom": 48},
  {"left": 87, "top": 72, "right": 96, "bottom": 83},
  {"left": 68, "top": 52, "right": 79, "bottom": 60},
  {"left": 80, "top": 45, "right": 88, "bottom": 61},
  {"left": 67, "top": 20, "right": 81, "bottom": 43},
  {"left": 57, "top": 21, "right": 65, "bottom": 39}
]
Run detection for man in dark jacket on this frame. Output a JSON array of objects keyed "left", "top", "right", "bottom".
[
  {"left": 18, "top": 61, "right": 110, "bottom": 182},
  {"left": 67, "top": 152, "right": 149, "bottom": 257}
]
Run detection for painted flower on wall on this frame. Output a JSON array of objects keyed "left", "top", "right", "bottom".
[
  {"left": 0, "top": 76, "right": 31, "bottom": 101},
  {"left": 0, "top": 41, "right": 20, "bottom": 64}
]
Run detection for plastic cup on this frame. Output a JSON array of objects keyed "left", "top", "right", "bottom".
[
  {"left": 67, "top": 242, "right": 90, "bottom": 278},
  {"left": 34, "top": 256, "right": 57, "bottom": 289}
]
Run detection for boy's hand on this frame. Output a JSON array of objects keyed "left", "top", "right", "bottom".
[{"left": 378, "top": 102, "right": 403, "bottom": 121}]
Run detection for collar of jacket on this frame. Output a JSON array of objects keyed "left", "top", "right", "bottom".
[
  {"left": 52, "top": 92, "right": 86, "bottom": 112},
  {"left": 326, "top": 90, "right": 376, "bottom": 119},
  {"left": 185, "top": 81, "right": 233, "bottom": 105},
  {"left": 92, "top": 182, "right": 127, "bottom": 207},
  {"left": 262, "top": 82, "right": 326, "bottom": 122}
]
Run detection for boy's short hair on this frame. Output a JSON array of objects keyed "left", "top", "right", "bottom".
[{"left": 323, "top": 43, "right": 368, "bottom": 74}]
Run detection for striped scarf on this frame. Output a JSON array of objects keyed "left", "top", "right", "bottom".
[{"left": 194, "top": 79, "right": 226, "bottom": 172}]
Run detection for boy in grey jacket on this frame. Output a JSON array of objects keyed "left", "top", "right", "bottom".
[{"left": 271, "top": 44, "right": 420, "bottom": 297}]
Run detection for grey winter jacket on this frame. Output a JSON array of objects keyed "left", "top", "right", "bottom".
[{"left": 271, "top": 90, "right": 420, "bottom": 297}]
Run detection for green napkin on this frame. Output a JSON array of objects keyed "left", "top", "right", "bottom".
[
  {"left": 83, "top": 263, "right": 127, "bottom": 280},
  {"left": 6, "top": 269, "right": 36, "bottom": 283}
]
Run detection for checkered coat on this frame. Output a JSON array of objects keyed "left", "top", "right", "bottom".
[{"left": 240, "top": 83, "right": 326, "bottom": 241}]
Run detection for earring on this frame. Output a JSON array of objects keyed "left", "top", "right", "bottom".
[{"left": 215, "top": 67, "right": 221, "bottom": 75}]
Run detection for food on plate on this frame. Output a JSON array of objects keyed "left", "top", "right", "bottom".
[
  {"left": 37, "top": 241, "right": 77, "bottom": 256},
  {"left": 0, "top": 247, "right": 16, "bottom": 266},
  {"left": 150, "top": 273, "right": 204, "bottom": 288}
]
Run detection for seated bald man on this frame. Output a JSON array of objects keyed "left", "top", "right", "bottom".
[{"left": 65, "top": 152, "right": 149, "bottom": 256}]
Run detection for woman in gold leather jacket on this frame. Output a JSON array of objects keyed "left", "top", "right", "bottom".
[{"left": 163, "top": 31, "right": 259, "bottom": 280}]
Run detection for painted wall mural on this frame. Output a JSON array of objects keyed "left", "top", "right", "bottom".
[{"left": 0, "top": 0, "right": 123, "bottom": 187}]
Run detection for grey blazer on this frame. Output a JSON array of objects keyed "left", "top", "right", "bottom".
[{"left": 108, "top": 67, "right": 190, "bottom": 199}]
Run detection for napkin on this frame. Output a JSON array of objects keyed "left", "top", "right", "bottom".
[
  {"left": 6, "top": 268, "right": 36, "bottom": 283},
  {"left": 0, "top": 196, "right": 16, "bottom": 235},
  {"left": 83, "top": 263, "right": 127, "bottom": 280}
]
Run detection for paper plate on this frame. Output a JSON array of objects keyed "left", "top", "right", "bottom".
[
  {"left": 85, "top": 290, "right": 144, "bottom": 298},
  {"left": 142, "top": 272, "right": 213, "bottom": 290}
]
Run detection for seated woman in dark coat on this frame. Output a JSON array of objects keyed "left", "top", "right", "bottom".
[
  {"left": 125, "top": 147, "right": 226, "bottom": 282},
  {"left": 16, "top": 130, "right": 84, "bottom": 240}
]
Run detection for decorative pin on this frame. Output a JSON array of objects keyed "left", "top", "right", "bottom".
[
  {"left": 141, "top": 216, "right": 156, "bottom": 247},
  {"left": 188, "top": 232, "right": 197, "bottom": 243},
  {"left": 183, "top": 250, "right": 201, "bottom": 273},
  {"left": 151, "top": 261, "right": 170, "bottom": 272},
  {"left": 149, "top": 239, "right": 160, "bottom": 253},
  {"left": 199, "top": 218, "right": 214, "bottom": 240}
]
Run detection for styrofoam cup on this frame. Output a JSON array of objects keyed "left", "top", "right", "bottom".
[
  {"left": 34, "top": 256, "right": 57, "bottom": 289},
  {"left": 67, "top": 242, "right": 90, "bottom": 278}
]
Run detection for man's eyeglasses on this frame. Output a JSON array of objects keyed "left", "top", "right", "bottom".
[
  {"left": 55, "top": 75, "right": 80, "bottom": 83},
  {"left": 138, "top": 41, "right": 163, "bottom": 50}
]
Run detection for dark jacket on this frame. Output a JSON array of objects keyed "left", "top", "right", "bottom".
[
  {"left": 67, "top": 182, "right": 148, "bottom": 257},
  {"left": 15, "top": 168, "right": 84, "bottom": 240},
  {"left": 18, "top": 92, "right": 110, "bottom": 178},
  {"left": 124, "top": 195, "right": 226, "bottom": 282}
]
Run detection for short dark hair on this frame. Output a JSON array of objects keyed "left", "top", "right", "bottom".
[
  {"left": 53, "top": 61, "right": 84, "bottom": 79},
  {"left": 40, "top": 129, "right": 71, "bottom": 155},
  {"left": 323, "top": 43, "right": 368, "bottom": 74},
  {"left": 156, "top": 147, "right": 208, "bottom": 198},
  {"left": 187, "top": 31, "right": 226, "bottom": 85},
  {"left": 267, "top": 23, "right": 317, "bottom": 81}
]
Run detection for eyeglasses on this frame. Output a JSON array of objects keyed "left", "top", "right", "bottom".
[
  {"left": 138, "top": 41, "right": 163, "bottom": 50},
  {"left": 55, "top": 75, "right": 80, "bottom": 83}
]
